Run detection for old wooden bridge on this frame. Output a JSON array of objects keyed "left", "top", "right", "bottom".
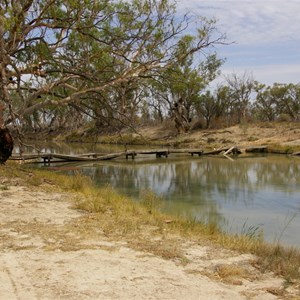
[
  {"left": 10, "top": 146, "right": 249, "bottom": 164},
  {"left": 12, "top": 144, "right": 294, "bottom": 165}
]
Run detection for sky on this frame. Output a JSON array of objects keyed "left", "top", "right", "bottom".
[{"left": 177, "top": 0, "right": 300, "bottom": 86}]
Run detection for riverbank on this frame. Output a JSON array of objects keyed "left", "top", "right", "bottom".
[
  {"left": 61, "top": 122, "right": 300, "bottom": 152},
  {"left": 1, "top": 164, "right": 300, "bottom": 299}
]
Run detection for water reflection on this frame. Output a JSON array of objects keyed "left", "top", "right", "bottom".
[
  {"left": 28, "top": 143, "right": 300, "bottom": 247},
  {"left": 14, "top": 140, "right": 150, "bottom": 155},
  {"left": 67, "top": 155, "right": 300, "bottom": 247}
]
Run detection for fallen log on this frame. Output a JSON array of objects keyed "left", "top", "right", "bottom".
[{"left": 203, "top": 146, "right": 241, "bottom": 155}]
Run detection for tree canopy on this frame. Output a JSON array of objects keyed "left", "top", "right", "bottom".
[{"left": 0, "top": 0, "right": 225, "bottom": 135}]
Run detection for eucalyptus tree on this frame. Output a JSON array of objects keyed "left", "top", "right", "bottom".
[
  {"left": 272, "top": 83, "right": 300, "bottom": 121},
  {"left": 0, "top": 0, "right": 225, "bottom": 160},
  {"left": 253, "top": 82, "right": 278, "bottom": 121},
  {"left": 150, "top": 34, "right": 224, "bottom": 133},
  {"left": 224, "top": 72, "right": 255, "bottom": 124},
  {"left": 253, "top": 83, "right": 300, "bottom": 121},
  {"left": 170, "top": 53, "right": 223, "bottom": 133},
  {"left": 194, "top": 85, "right": 231, "bottom": 128}
]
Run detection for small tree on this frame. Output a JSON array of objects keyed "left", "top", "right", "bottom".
[
  {"left": 253, "top": 83, "right": 278, "bottom": 121},
  {"left": 194, "top": 85, "right": 231, "bottom": 128},
  {"left": 253, "top": 83, "right": 300, "bottom": 122},
  {"left": 151, "top": 47, "right": 224, "bottom": 133},
  {"left": 224, "top": 73, "right": 255, "bottom": 124},
  {"left": 274, "top": 83, "right": 300, "bottom": 121}
]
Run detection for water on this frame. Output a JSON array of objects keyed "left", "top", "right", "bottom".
[{"left": 23, "top": 142, "right": 300, "bottom": 247}]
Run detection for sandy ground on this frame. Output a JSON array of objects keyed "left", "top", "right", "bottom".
[
  {"left": 138, "top": 122, "right": 300, "bottom": 149},
  {"left": 0, "top": 180, "right": 299, "bottom": 300}
]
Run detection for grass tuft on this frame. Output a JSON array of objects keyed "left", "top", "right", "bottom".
[
  {"left": 140, "top": 189, "right": 162, "bottom": 214},
  {"left": 216, "top": 264, "right": 248, "bottom": 279}
]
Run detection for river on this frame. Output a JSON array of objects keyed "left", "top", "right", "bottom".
[{"left": 20, "top": 142, "right": 300, "bottom": 248}]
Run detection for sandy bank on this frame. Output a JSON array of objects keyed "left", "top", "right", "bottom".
[{"left": 0, "top": 180, "right": 298, "bottom": 299}]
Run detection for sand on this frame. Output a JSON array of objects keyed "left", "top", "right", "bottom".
[{"left": 1, "top": 180, "right": 299, "bottom": 300}]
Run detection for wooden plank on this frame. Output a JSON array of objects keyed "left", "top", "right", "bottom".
[
  {"left": 223, "top": 146, "right": 241, "bottom": 155},
  {"left": 245, "top": 146, "right": 268, "bottom": 153},
  {"left": 291, "top": 151, "right": 300, "bottom": 156},
  {"left": 189, "top": 152, "right": 203, "bottom": 156},
  {"left": 223, "top": 146, "right": 235, "bottom": 156},
  {"left": 43, "top": 154, "right": 92, "bottom": 161},
  {"left": 10, "top": 154, "right": 42, "bottom": 160},
  {"left": 135, "top": 149, "right": 169, "bottom": 155},
  {"left": 77, "top": 153, "right": 103, "bottom": 158},
  {"left": 11, "top": 153, "right": 104, "bottom": 162},
  {"left": 94, "top": 151, "right": 129, "bottom": 161},
  {"left": 203, "top": 147, "right": 232, "bottom": 155},
  {"left": 169, "top": 149, "right": 203, "bottom": 155}
]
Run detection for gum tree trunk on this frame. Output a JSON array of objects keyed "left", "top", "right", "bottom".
[
  {"left": 0, "top": 127, "right": 13, "bottom": 164},
  {"left": 0, "top": 14, "right": 13, "bottom": 164},
  {"left": 0, "top": 105, "right": 13, "bottom": 164}
]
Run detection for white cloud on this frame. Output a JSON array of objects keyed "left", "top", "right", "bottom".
[
  {"left": 220, "top": 63, "right": 300, "bottom": 85},
  {"left": 176, "top": 0, "right": 300, "bottom": 85},
  {"left": 177, "top": 0, "right": 300, "bottom": 45}
]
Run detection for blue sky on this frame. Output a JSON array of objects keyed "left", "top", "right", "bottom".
[{"left": 177, "top": 0, "right": 300, "bottom": 86}]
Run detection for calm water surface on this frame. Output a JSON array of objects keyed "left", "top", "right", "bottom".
[{"left": 24, "top": 142, "right": 300, "bottom": 247}]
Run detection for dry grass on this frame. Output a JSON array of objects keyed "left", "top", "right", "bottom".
[
  {"left": 1, "top": 162, "right": 300, "bottom": 285},
  {"left": 216, "top": 263, "right": 248, "bottom": 278},
  {"left": 213, "top": 263, "right": 254, "bottom": 285}
]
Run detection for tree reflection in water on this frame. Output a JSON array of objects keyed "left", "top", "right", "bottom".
[{"left": 45, "top": 153, "right": 300, "bottom": 247}]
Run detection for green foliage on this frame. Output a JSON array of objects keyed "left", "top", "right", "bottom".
[
  {"left": 254, "top": 83, "right": 300, "bottom": 121},
  {"left": 150, "top": 45, "right": 224, "bottom": 133},
  {"left": 1, "top": 0, "right": 226, "bottom": 136},
  {"left": 2, "top": 0, "right": 300, "bottom": 136}
]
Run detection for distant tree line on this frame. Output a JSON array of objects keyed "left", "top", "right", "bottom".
[{"left": 181, "top": 75, "right": 300, "bottom": 132}]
